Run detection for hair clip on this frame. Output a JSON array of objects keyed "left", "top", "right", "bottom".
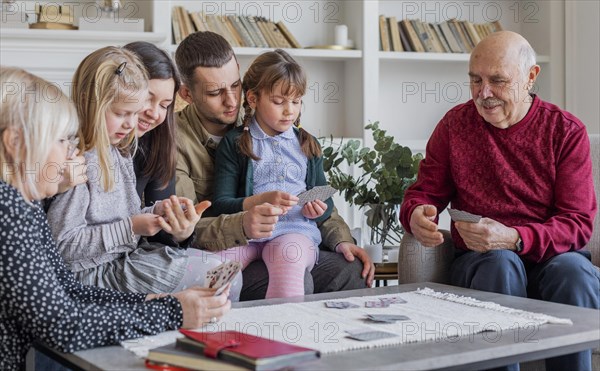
[
  {"left": 115, "top": 62, "right": 127, "bottom": 76},
  {"left": 243, "top": 126, "right": 250, "bottom": 131},
  {"left": 296, "top": 123, "right": 303, "bottom": 129}
]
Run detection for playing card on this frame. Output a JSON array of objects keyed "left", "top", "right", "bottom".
[
  {"left": 447, "top": 208, "right": 482, "bottom": 223},
  {"left": 325, "top": 301, "right": 359, "bottom": 309},
  {"left": 379, "top": 297, "right": 407, "bottom": 305},
  {"left": 365, "top": 301, "right": 390, "bottom": 308},
  {"left": 297, "top": 185, "right": 337, "bottom": 206},
  {"left": 205, "top": 261, "right": 242, "bottom": 296},
  {"left": 345, "top": 329, "right": 398, "bottom": 341},
  {"left": 366, "top": 314, "right": 410, "bottom": 323}
]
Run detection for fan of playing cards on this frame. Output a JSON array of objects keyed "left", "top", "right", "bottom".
[
  {"left": 296, "top": 185, "right": 337, "bottom": 207},
  {"left": 205, "top": 261, "right": 242, "bottom": 296},
  {"left": 447, "top": 208, "right": 482, "bottom": 223}
]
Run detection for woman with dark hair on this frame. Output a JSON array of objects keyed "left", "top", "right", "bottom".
[{"left": 124, "top": 41, "right": 179, "bottom": 204}]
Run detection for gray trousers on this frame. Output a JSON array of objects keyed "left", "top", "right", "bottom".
[{"left": 240, "top": 250, "right": 367, "bottom": 301}]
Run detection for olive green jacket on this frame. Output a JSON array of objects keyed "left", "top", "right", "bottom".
[{"left": 175, "top": 103, "right": 354, "bottom": 252}]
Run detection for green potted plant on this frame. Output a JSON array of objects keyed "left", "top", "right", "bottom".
[{"left": 322, "top": 122, "right": 423, "bottom": 247}]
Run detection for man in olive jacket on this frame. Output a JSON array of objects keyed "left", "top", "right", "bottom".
[{"left": 174, "top": 31, "right": 374, "bottom": 300}]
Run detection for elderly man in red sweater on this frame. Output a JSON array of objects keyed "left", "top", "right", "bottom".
[{"left": 400, "top": 31, "right": 598, "bottom": 371}]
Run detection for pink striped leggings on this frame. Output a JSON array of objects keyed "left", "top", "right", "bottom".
[{"left": 216, "top": 233, "right": 317, "bottom": 299}]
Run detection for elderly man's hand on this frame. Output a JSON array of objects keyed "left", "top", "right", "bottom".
[
  {"left": 409, "top": 204, "right": 444, "bottom": 247},
  {"left": 454, "top": 218, "right": 520, "bottom": 253},
  {"left": 335, "top": 242, "right": 375, "bottom": 287}
]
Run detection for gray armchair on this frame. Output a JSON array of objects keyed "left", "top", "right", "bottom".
[{"left": 398, "top": 134, "right": 600, "bottom": 284}]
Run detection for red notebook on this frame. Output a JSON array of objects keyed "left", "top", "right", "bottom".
[{"left": 178, "top": 329, "right": 320, "bottom": 370}]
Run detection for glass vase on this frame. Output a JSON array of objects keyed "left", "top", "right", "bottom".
[{"left": 361, "top": 203, "right": 404, "bottom": 248}]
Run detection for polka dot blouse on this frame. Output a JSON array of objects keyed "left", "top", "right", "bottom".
[{"left": 0, "top": 181, "right": 183, "bottom": 369}]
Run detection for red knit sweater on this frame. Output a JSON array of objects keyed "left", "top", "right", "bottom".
[{"left": 400, "top": 95, "right": 597, "bottom": 263}]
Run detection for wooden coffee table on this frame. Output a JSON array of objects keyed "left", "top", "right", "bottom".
[{"left": 35, "top": 283, "right": 600, "bottom": 370}]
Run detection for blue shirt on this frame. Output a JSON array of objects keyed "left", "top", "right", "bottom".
[{"left": 250, "top": 119, "right": 322, "bottom": 246}]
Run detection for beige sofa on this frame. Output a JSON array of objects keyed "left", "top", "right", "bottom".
[{"left": 397, "top": 134, "right": 599, "bottom": 370}]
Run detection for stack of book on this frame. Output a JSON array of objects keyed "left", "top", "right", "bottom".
[
  {"left": 172, "top": 7, "right": 301, "bottom": 49},
  {"left": 146, "top": 330, "right": 320, "bottom": 370},
  {"left": 379, "top": 16, "right": 503, "bottom": 53}
]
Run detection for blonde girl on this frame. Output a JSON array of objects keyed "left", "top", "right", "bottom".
[{"left": 46, "top": 47, "right": 240, "bottom": 297}]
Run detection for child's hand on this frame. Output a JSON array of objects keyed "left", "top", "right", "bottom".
[
  {"left": 57, "top": 151, "right": 87, "bottom": 194},
  {"left": 243, "top": 191, "right": 298, "bottom": 212},
  {"left": 131, "top": 213, "right": 163, "bottom": 236},
  {"left": 302, "top": 199, "right": 328, "bottom": 219},
  {"left": 156, "top": 196, "right": 203, "bottom": 242}
]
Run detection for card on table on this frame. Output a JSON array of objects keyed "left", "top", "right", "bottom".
[
  {"left": 379, "top": 296, "right": 407, "bottom": 305},
  {"left": 345, "top": 329, "right": 398, "bottom": 341},
  {"left": 205, "top": 261, "right": 242, "bottom": 296},
  {"left": 325, "top": 301, "right": 360, "bottom": 309},
  {"left": 297, "top": 185, "right": 337, "bottom": 206},
  {"left": 366, "top": 314, "right": 410, "bottom": 323},
  {"left": 447, "top": 208, "right": 482, "bottom": 223},
  {"left": 365, "top": 300, "right": 390, "bottom": 308}
]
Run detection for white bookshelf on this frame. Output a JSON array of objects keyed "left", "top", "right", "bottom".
[
  {"left": 0, "top": 0, "right": 560, "bottom": 139},
  {"left": 0, "top": 0, "right": 567, "bottom": 227}
]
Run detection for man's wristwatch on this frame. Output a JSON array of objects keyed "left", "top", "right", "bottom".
[{"left": 514, "top": 236, "right": 524, "bottom": 252}]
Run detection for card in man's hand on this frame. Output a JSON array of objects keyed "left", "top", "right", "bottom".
[
  {"left": 447, "top": 208, "right": 482, "bottom": 223},
  {"left": 297, "top": 185, "right": 337, "bottom": 206},
  {"left": 205, "top": 261, "right": 241, "bottom": 296}
]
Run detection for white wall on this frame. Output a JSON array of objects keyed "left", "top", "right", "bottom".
[{"left": 566, "top": 1, "right": 600, "bottom": 134}]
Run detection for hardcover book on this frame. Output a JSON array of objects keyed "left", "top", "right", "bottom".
[
  {"left": 147, "top": 343, "right": 246, "bottom": 371},
  {"left": 176, "top": 329, "right": 320, "bottom": 371}
]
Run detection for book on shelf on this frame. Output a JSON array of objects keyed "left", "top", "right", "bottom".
[
  {"left": 229, "top": 16, "right": 256, "bottom": 48},
  {"left": 397, "top": 21, "right": 413, "bottom": 51},
  {"left": 399, "top": 19, "right": 425, "bottom": 52},
  {"left": 171, "top": 7, "right": 182, "bottom": 44},
  {"left": 379, "top": 15, "right": 390, "bottom": 51},
  {"left": 242, "top": 16, "right": 269, "bottom": 48},
  {"left": 223, "top": 15, "right": 244, "bottom": 47},
  {"left": 263, "top": 19, "right": 292, "bottom": 48},
  {"left": 424, "top": 22, "right": 444, "bottom": 52},
  {"left": 388, "top": 16, "right": 404, "bottom": 52},
  {"left": 412, "top": 19, "right": 436, "bottom": 52},
  {"left": 463, "top": 21, "right": 482, "bottom": 47},
  {"left": 449, "top": 18, "right": 473, "bottom": 52},
  {"left": 190, "top": 12, "right": 208, "bottom": 33},
  {"left": 458, "top": 20, "right": 476, "bottom": 50},
  {"left": 439, "top": 21, "right": 462, "bottom": 53},
  {"left": 171, "top": 6, "right": 196, "bottom": 45},
  {"left": 146, "top": 330, "right": 320, "bottom": 371},
  {"left": 181, "top": 7, "right": 196, "bottom": 40},
  {"left": 171, "top": 5, "right": 302, "bottom": 48},
  {"left": 382, "top": 16, "right": 504, "bottom": 53},
  {"left": 432, "top": 23, "right": 451, "bottom": 53},
  {"left": 255, "top": 18, "right": 277, "bottom": 48},
  {"left": 276, "top": 21, "right": 302, "bottom": 48}
]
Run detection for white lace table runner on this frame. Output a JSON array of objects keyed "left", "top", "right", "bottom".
[{"left": 122, "top": 287, "right": 572, "bottom": 358}]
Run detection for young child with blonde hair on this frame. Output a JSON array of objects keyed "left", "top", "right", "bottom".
[{"left": 46, "top": 46, "right": 240, "bottom": 297}]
